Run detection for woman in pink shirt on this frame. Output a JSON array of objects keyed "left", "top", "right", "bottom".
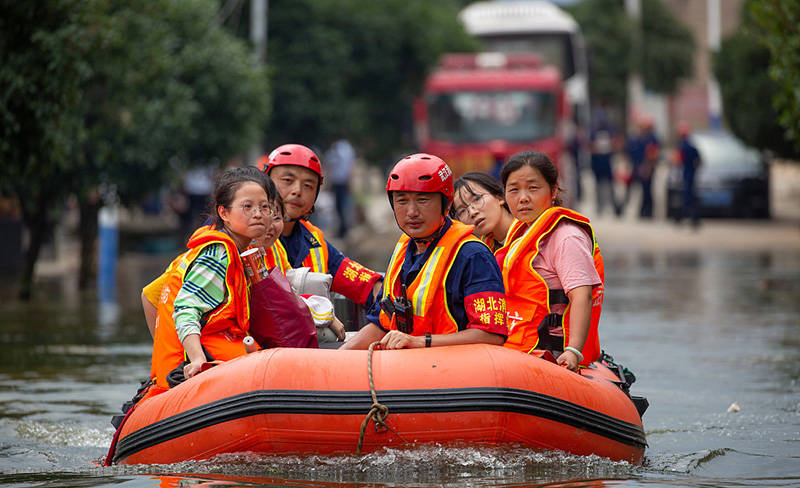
[{"left": 498, "top": 151, "right": 605, "bottom": 372}]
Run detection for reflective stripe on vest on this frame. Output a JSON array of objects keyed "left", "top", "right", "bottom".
[
  {"left": 300, "top": 220, "right": 329, "bottom": 273},
  {"left": 379, "top": 220, "right": 479, "bottom": 335},
  {"left": 264, "top": 242, "right": 291, "bottom": 275}
]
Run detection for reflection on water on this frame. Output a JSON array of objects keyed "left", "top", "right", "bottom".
[{"left": 0, "top": 249, "right": 798, "bottom": 487}]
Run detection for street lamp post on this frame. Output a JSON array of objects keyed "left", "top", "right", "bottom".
[
  {"left": 707, "top": 0, "right": 722, "bottom": 130},
  {"left": 625, "top": 0, "right": 644, "bottom": 131}
]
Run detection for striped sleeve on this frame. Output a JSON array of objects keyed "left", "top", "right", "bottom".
[{"left": 173, "top": 243, "right": 230, "bottom": 343}]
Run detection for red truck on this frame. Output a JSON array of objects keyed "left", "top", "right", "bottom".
[{"left": 414, "top": 52, "right": 569, "bottom": 179}]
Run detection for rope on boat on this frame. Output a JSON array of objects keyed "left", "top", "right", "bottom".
[{"left": 356, "top": 341, "right": 409, "bottom": 455}]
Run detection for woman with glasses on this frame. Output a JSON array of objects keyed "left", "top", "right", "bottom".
[
  {"left": 498, "top": 151, "right": 605, "bottom": 373},
  {"left": 147, "top": 167, "right": 282, "bottom": 391},
  {"left": 450, "top": 172, "right": 514, "bottom": 253}
]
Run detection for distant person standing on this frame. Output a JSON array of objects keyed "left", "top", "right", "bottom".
[
  {"left": 590, "top": 113, "right": 619, "bottom": 216},
  {"left": 624, "top": 116, "right": 660, "bottom": 219},
  {"left": 674, "top": 121, "right": 702, "bottom": 228},
  {"left": 637, "top": 117, "right": 660, "bottom": 219},
  {"left": 324, "top": 138, "right": 356, "bottom": 238}
]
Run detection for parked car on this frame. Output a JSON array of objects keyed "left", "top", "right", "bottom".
[{"left": 666, "top": 131, "right": 770, "bottom": 219}]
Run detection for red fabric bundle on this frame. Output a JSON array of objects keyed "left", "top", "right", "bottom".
[{"left": 248, "top": 268, "right": 318, "bottom": 349}]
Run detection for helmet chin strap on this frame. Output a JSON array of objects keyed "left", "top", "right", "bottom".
[{"left": 408, "top": 217, "right": 447, "bottom": 247}]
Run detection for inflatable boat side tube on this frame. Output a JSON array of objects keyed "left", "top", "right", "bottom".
[{"left": 114, "top": 387, "right": 647, "bottom": 462}]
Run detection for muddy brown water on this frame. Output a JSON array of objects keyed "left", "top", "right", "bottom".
[{"left": 0, "top": 241, "right": 798, "bottom": 487}]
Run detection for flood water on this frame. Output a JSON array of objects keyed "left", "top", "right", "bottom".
[{"left": 0, "top": 245, "right": 798, "bottom": 487}]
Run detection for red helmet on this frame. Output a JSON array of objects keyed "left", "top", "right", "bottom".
[
  {"left": 258, "top": 144, "right": 323, "bottom": 181},
  {"left": 386, "top": 153, "right": 454, "bottom": 204}
]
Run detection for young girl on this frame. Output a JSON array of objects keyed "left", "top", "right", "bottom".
[
  {"left": 149, "top": 167, "right": 279, "bottom": 388},
  {"left": 143, "top": 169, "right": 343, "bottom": 388},
  {"left": 498, "top": 151, "right": 604, "bottom": 372},
  {"left": 450, "top": 172, "right": 514, "bottom": 253}
]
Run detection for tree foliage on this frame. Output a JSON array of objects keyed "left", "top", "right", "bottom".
[
  {"left": 0, "top": 0, "right": 98, "bottom": 299},
  {"left": 640, "top": 0, "right": 694, "bottom": 94},
  {"left": 570, "top": 0, "right": 631, "bottom": 108},
  {"left": 77, "top": 0, "right": 269, "bottom": 207},
  {"left": 0, "top": 0, "right": 270, "bottom": 298},
  {"left": 266, "top": 0, "right": 474, "bottom": 160},
  {"left": 749, "top": 0, "right": 800, "bottom": 152},
  {"left": 570, "top": 0, "right": 694, "bottom": 114},
  {"left": 714, "top": 1, "right": 798, "bottom": 158}
]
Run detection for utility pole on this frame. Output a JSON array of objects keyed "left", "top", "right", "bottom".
[
  {"left": 707, "top": 0, "right": 722, "bottom": 130},
  {"left": 248, "top": 0, "right": 268, "bottom": 165},
  {"left": 251, "top": 0, "right": 267, "bottom": 63},
  {"left": 625, "top": 0, "right": 644, "bottom": 132}
]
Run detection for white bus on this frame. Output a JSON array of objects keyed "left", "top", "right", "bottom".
[{"left": 459, "top": 1, "right": 590, "bottom": 161}]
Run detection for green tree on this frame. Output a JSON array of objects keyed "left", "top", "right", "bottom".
[
  {"left": 266, "top": 0, "right": 474, "bottom": 160},
  {"left": 750, "top": 0, "right": 800, "bottom": 152},
  {"left": 714, "top": 1, "right": 798, "bottom": 158},
  {"left": 0, "top": 0, "right": 98, "bottom": 299},
  {"left": 1, "top": 0, "right": 270, "bottom": 298},
  {"left": 640, "top": 0, "right": 695, "bottom": 94},
  {"left": 570, "top": 0, "right": 694, "bottom": 119},
  {"left": 73, "top": 0, "right": 270, "bottom": 288},
  {"left": 570, "top": 0, "right": 631, "bottom": 108}
]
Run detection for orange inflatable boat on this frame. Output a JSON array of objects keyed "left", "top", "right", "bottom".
[{"left": 109, "top": 344, "right": 647, "bottom": 465}]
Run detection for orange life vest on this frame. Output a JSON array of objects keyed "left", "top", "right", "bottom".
[
  {"left": 500, "top": 207, "right": 604, "bottom": 365},
  {"left": 273, "top": 219, "right": 330, "bottom": 273},
  {"left": 378, "top": 220, "right": 480, "bottom": 335},
  {"left": 150, "top": 227, "right": 252, "bottom": 388},
  {"left": 480, "top": 234, "right": 503, "bottom": 254},
  {"left": 264, "top": 241, "right": 291, "bottom": 275}
]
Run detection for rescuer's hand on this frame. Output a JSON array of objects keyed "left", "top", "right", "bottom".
[
  {"left": 380, "top": 330, "right": 423, "bottom": 349},
  {"left": 330, "top": 317, "right": 346, "bottom": 341}
]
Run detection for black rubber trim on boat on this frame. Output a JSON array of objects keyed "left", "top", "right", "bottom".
[{"left": 113, "top": 387, "right": 647, "bottom": 463}]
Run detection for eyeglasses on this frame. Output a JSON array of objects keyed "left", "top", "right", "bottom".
[
  {"left": 231, "top": 203, "right": 280, "bottom": 219},
  {"left": 454, "top": 192, "right": 489, "bottom": 221}
]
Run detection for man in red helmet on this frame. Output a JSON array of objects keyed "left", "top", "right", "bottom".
[
  {"left": 341, "top": 154, "right": 507, "bottom": 350},
  {"left": 258, "top": 144, "right": 382, "bottom": 307}
]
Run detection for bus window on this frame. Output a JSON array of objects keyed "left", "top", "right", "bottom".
[{"left": 478, "top": 33, "right": 576, "bottom": 79}]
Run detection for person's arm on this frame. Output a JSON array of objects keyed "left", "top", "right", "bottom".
[
  {"left": 379, "top": 327, "right": 503, "bottom": 350},
  {"left": 326, "top": 239, "right": 383, "bottom": 306},
  {"left": 329, "top": 317, "right": 346, "bottom": 341},
  {"left": 339, "top": 322, "right": 387, "bottom": 350},
  {"left": 548, "top": 224, "right": 602, "bottom": 371},
  {"left": 181, "top": 333, "right": 207, "bottom": 379},
  {"left": 141, "top": 271, "right": 169, "bottom": 338},
  {"left": 141, "top": 292, "right": 157, "bottom": 338},
  {"left": 458, "top": 243, "right": 509, "bottom": 340},
  {"left": 172, "top": 244, "right": 228, "bottom": 377},
  {"left": 556, "top": 285, "right": 592, "bottom": 372}
]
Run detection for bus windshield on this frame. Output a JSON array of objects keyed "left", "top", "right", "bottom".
[
  {"left": 479, "top": 33, "right": 575, "bottom": 79},
  {"left": 427, "top": 90, "right": 557, "bottom": 144}
]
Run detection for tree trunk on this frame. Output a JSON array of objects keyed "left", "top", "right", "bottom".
[
  {"left": 78, "top": 197, "right": 101, "bottom": 290},
  {"left": 18, "top": 196, "right": 50, "bottom": 301}
]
